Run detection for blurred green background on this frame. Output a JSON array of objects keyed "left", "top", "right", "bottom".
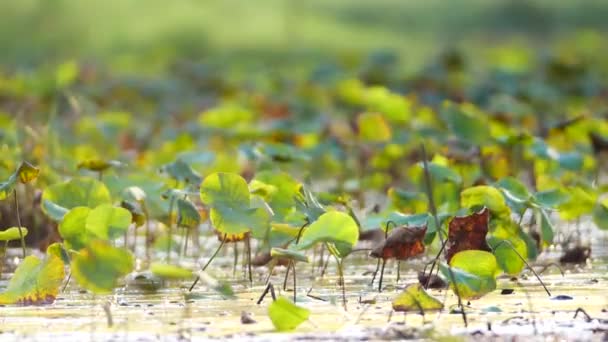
[{"left": 1, "top": 0, "right": 607, "bottom": 72}]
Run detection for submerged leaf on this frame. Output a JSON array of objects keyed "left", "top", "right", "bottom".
[
  {"left": 392, "top": 283, "right": 443, "bottom": 313},
  {"left": 268, "top": 296, "right": 310, "bottom": 331},
  {"left": 0, "top": 227, "right": 28, "bottom": 241},
  {"left": 0, "top": 254, "right": 65, "bottom": 305},
  {"left": 370, "top": 225, "right": 426, "bottom": 260},
  {"left": 446, "top": 208, "right": 491, "bottom": 262}
]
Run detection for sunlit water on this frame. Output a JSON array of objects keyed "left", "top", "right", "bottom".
[{"left": 0, "top": 225, "right": 606, "bottom": 341}]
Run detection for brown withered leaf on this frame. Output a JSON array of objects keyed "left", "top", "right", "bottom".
[
  {"left": 370, "top": 225, "right": 427, "bottom": 260},
  {"left": 446, "top": 207, "right": 491, "bottom": 262}
]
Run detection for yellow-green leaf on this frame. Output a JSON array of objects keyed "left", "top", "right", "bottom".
[
  {"left": 392, "top": 283, "right": 443, "bottom": 313},
  {"left": 0, "top": 254, "right": 65, "bottom": 305},
  {"left": 0, "top": 227, "right": 28, "bottom": 241},
  {"left": 268, "top": 296, "right": 310, "bottom": 331}
]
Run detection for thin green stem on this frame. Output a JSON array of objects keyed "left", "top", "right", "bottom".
[
  {"left": 14, "top": 190, "right": 26, "bottom": 258},
  {"left": 189, "top": 236, "right": 227, "bottom": 292}
]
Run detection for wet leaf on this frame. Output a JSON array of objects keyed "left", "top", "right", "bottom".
[
  {"left": 150, "top": 263, "right": 193, "bottom": 280},
  {"left": 296, "top": 211, "right": 359, "bottom": 258},
  {"left": 533, "top": 188, "right": 570, "bottom": 208},
  {"left": 446, "top": 208, "right": 491, "bottom": 262},
  {"left": 0, "top": 254, "right": 65, "bottom": 305},
  {"left": 558, "top": 186, "right": 596, "bottom": 220},
  {"left": 370, "top": 225, "right": 426, "bottom": 260},
  {"left": 0, "top": 227, "right": 28, "bottom": 241},
  {"left": 392, "top": 283, "right": 443, "bottom": 313},
  {"left": 41, "top": 177, "right": 111, "bottom": 221},
  {"left": 71, "top": 240, "right": 134, "bottom": 293},
  {"left": 46, "top": 243, "right": 71, "bottom": 265},
  {"left": 440, "top": 250, "right": 499, "bottom": 300},
  {"left": 268, "top": 296, "right": 310, "bottom": 331},
  {"left": 496, "top": 177, "right": 531, "bottom": 204},
  {"left": 86, "top": 204, "right": 132, "bottom": 240}
]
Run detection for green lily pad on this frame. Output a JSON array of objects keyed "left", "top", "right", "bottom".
[
  {"left": 86, "top": 204, "right": 132, "bottom": 240},
  {"left": 268, "top": 296, "right": 310, "bottom": 331},
  {"left": 488, "top": 221, "right": 528, "bottom": 275},
  {"left": 59, "top": 207, "right": 93, "bottom": 250},
  {"left": 0, "top": 253, "right": 65, "bottom": 305},
  {"left": 201, "top": 172, "right": 270, "bottom": 237},
  {"left": 440, "top": 250, "right": 499, "bottom": 300},
  {"left": 296, "top": 211, "right": 359, "bottom": 258},
  {"left": 392, "top": 283, "right": 443, "bottom": 313},
  {"left": 71, "top": 240, "right": 134, "bottom": 294},
  {"left": 0, "top": 227, "right": 28, "bottom": 241},
  {"left": 41, "top": 177, "right": 112, "bottom": 221},
  {"left": 358, "top": 112, "right": 392, "bottom": 142}
]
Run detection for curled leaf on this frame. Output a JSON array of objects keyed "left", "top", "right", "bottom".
[
  {"left": 446, "top": 207, "right": 491, "bottom": 262},
  {"left": 392, "top": 283, "right": 443, "bottom": 313},
  {"left": 0, "top": 227, "right": 28, "bottom": 241},
  {"left": 370, "top": 225, "right": 426, "bottom": 260}
]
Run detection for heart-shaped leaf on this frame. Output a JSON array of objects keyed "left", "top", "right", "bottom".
[
  {"left": 268, "top": 296, "right": 310, "bottom": 331},
  {"left": 392, "top": 283, "right": 443, "bottom": 313},
  {"left": 42, "top": 177, "right": 111, "bottom": 221},
  {"left": 71, "top": 240, "right": 134, "bottom": 293},
  {"left": 0, "top": 253, "right": 65, "bottom": 305},
  {"left": 296, "top": 211, "right": 359, "bottom": 258},
  {"left": 446, "top": 208, "right": 491, "bottom": 262},
  {"left": 370, "top": 225, "right": 426, "bottom": 260}
]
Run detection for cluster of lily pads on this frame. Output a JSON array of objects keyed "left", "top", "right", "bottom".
[{"left": 0, "top": 40, "right": 607, "bottom": 330}]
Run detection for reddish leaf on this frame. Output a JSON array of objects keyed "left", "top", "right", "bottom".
[
  {"left": 370, "top": 225, "right": 427, "bottom": 260},
  {"left": 446, "top": 207, "right": 491, "bottom": 262}
]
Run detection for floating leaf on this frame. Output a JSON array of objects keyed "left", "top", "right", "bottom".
[
  {"left": 150, "top": 263, "right": 193, "bottom": 280},
  {"left": 0, "top": 254, "right": 65, "bottom": 305},
  {"left": 86, "top": 204, "right": 132, "bottom": 240},
  {"left": 71, "top": 240, "right": 134, "bottom": 293},
  {"left": 0, "top": 227, "right": 28, "bottom": 241},
  {"left": 370, "top": 225, "right": 426, "bottom": 260},
  {"left": 271, "top": 248, "right": 309, "bottom": 263},
  {"left": 392, "top": 283, "right": 443, "bottom": 313},
  {"left": 42, "top": 177, "right": 112, "bottom": 221},
  {"left": 440, "top": 250, "right": 499, "bottom": 300},
  {"left": 268, "top": 296, "right": 310, "bottom": 331},
  {"left": 446, "top": 208, "right": 491, "bottom": 262},
  {"left": 296, "top": 211, "right": 359, "bottom": 258}
]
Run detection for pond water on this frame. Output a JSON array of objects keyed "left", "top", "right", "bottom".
[{"left": 0, "top": 227, "right": 607, "bottom": 341}]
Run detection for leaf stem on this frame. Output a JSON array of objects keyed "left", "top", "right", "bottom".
[
  {"left": 189, "top": 236, "right": 227, "bottom": 292},
  {"left": 14, "top": 189, "right": 26, "bottom": 258},
  {"left": 421, "top": 143, "right": 467, "bottom": 327}
]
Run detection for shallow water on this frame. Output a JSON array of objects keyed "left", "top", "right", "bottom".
[{"left": 0, "top": 230, "right": 607, "bottom": 341}]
